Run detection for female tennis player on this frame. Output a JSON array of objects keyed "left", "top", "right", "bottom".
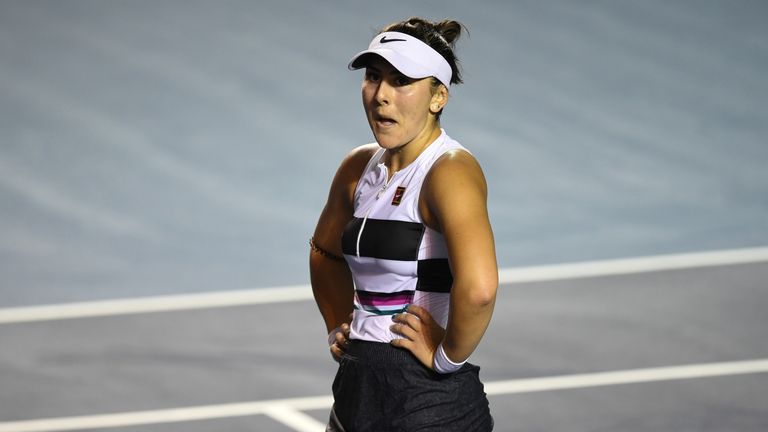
[{"left": 310, "top": 17, "right": 497, "bottom": 431}]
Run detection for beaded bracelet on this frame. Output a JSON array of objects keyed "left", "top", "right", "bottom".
[{"left": 309, "top": 237, "right": 345, "bottom": 262}]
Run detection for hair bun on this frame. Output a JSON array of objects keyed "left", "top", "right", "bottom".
[
  {"left": 380, "top": 17, "right": 466, "bottom": 86},
  {"left": 434, "top": 20, "right": 465, "bottom": 46}
]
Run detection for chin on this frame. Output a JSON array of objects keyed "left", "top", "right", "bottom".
[
  {"left": 374, "top": 135, "right": 404, "bottom": 150},
  {"left": 370, "top": 128, "right": 394, "bottom": 147}
]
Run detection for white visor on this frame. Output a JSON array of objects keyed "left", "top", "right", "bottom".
[{"left": 348, "top": 31, "right": 452, "bottom": 89}]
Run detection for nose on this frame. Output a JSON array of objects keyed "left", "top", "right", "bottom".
[{"left": 373, "top": 79, "right": 393, "bottom": 105}]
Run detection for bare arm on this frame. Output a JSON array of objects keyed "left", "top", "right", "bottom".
[
  {"left": 391, "top": 149, "right": 497, "bottom": 368},
  {"left": 310, "top": 145, "right": 377, "bottom": 335},
  {"left": 428, "top": 150, "right": 498, "bottom": 363}
]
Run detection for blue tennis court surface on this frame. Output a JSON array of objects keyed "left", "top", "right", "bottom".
[
  {"left": 1, "top": 0, "right": 766, "bottom": 306},
  {"left": 1, "top": 251, "right": 767, "bottom": 431},
  {"left": 1, "top": 1, "right": 767, "bottom": 430}
]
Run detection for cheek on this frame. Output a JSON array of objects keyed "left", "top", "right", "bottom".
[
  {"left": 361, "top": 90, "right": 376, "bottom": 116},
  {"left": 405, "top": 98, "right": 432, "bottom": 123},
  {"left": 361, "top": 82, "right": 375, "bottom": 102},
  {"left": 396, "top": 89, "right": 430, "bottom": 115}
]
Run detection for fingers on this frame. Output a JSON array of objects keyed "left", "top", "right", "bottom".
[
  {"left": 391, "top": 310, "right": 428, "bottom": 342},
  {"left": 335, "top": 323, "right": 351, "bottom": 348},
  {"left": 329, "top": 322, "right": 352, "bottom": 362},
  {"left": 390, "top": 321, "right": 418, "bottom": 341},
  {"left": 389, "top": 306, "right": 446, "bottom": 370},
  {"left": 335, "top": 332, "right": 345, "bottom": 346},
  {"left": 390, "top": 337, "right": 410, "bottom": 350},
  {"left": 404, "top": 304, "right": 431, "bottom": 322},
  {"left": 391, "top": 312, "right": 422, "bottom": 334},
  {"left": 330, "top": 333, "right": 350, "bottom": 361},
  {"left": 337, "top": 323, "right": 351, "bottom": 342},
  {"left": 341, "top": 323, "right": 351, "bottom": 338},
  {"left": 330, "top": 343, "right": 344, "bottom": 360}
]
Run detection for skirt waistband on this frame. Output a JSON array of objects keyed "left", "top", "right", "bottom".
[{"left": 345, "top": 340, "right": 418, "bottom": 365}]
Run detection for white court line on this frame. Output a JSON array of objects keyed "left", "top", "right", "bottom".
[
  {"left": 1, "top": 246, "right": 767, "bottom": 324},
  {"left": 483, "top": 358, "right": 768, "bottom": 395},
  {"left": 497, "top": 246, "right": 768, "bottom": 284},
  {"left": 1, "top": 359, "right": 766, "bottom": 432},
  {"left": 0, "top": 285, "right": 312, "bottom": 324},
  {"left": 0, "top": 395, "right": 334, "bottom": 432},
  {"left": 261, "top": 405, "right": 327, "bottom": 432}
]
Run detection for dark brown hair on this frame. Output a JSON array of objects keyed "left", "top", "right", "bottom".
[{"left": 381, "top": 17, "right": 466, "bottom": 86}]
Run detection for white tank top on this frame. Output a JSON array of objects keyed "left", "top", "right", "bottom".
[{"left": 341, "top": 130, "right": 467, "bottom": 343}]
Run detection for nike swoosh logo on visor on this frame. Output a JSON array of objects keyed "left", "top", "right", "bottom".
[{"left": 380, "top": 36, "right": 407, "bottom": 43}]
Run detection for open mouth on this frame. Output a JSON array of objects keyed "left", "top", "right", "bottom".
[{"left": 374, "top": 114, "right": 397, "bottom": 127}]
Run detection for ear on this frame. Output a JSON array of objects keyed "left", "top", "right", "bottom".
[{"left": 430, "top": 84, "right": 449, "bottom": 114}]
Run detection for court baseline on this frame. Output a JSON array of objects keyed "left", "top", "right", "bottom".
[{"left": 2, "top": 246, "right": 767, "bottom": 324}]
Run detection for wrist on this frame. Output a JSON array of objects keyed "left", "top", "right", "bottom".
[{"left": 433, "top": 342, "right": 466, "bottom": 374}]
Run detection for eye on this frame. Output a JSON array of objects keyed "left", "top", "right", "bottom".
[
  {"left": 365, "top": 70, "right": 381, "bottom": 82},
  {"left": 394, "top": 75, "right": 412, "bottom": 86}
]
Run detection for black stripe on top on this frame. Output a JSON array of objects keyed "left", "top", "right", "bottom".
[
  {"left": 342, "top": 217, "right": 425, "bottom": 261},
  {"left": 416, "top": 259, "right": 453, "bottom": 293}
]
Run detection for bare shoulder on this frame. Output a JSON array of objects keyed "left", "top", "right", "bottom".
[
  {"left": 346, "top": 143, "right": 380, "bottom": 164},
  {"left": 420, "top": 148, "right": 489, "bottom": 231},
  {"left": 326, "top": 143, "right": 379, "bottom": 207},
  {"left": 433, "top": 148, "right": 482, "bottom": 169},
  {"left": 427, "top": 149, "right": 488, "bottom": 194},
  {"left": 338, "top": 143, "right": 379, "bottom": 180}
]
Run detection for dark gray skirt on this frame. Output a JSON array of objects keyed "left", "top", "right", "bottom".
[{"left": 327, "top": 340, "right": 493, "bottom": 432}]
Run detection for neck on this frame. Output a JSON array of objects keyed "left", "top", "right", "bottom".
[{"left": 384, "top": 124, "right": 442, "bottom": 174}]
